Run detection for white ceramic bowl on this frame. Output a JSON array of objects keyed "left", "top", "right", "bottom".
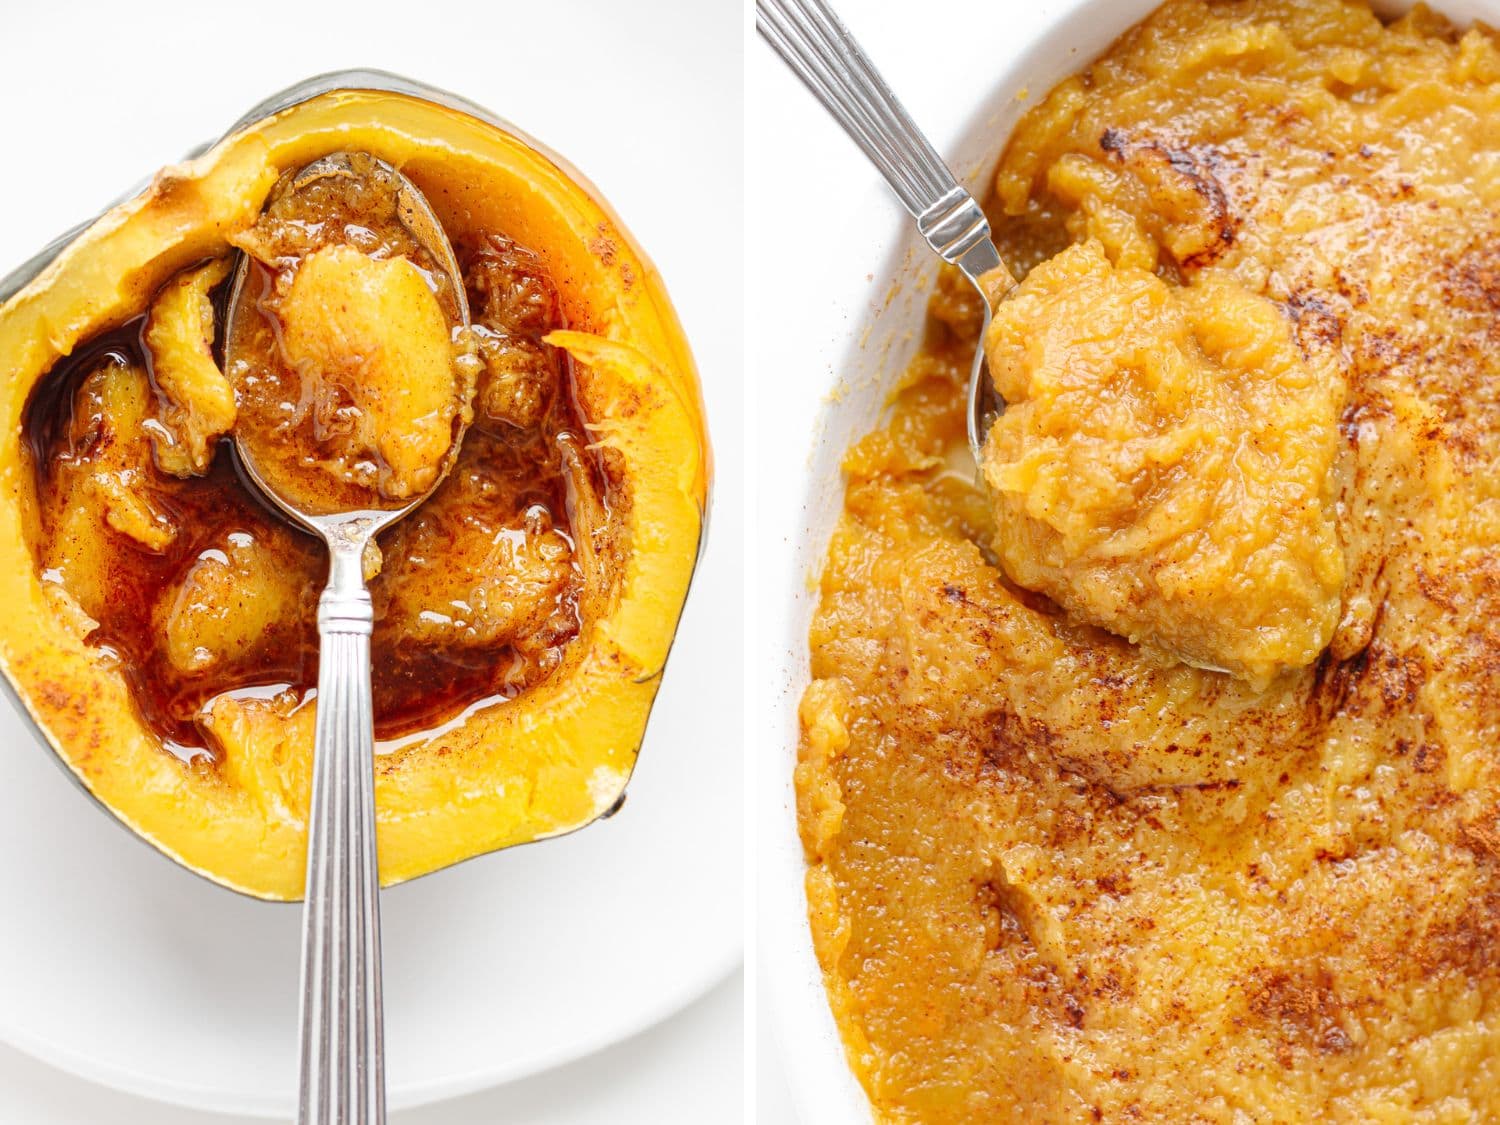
[{"left": 754, "top": 0, "right": 1495, "bottom": 1118}]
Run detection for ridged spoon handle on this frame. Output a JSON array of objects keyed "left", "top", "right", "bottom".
[
  {"left": 754, "top": 0, "right": 1002, "bottom": 274},
  {"left": 299, "top": 535, "right": 385, "bottom": 1125}
]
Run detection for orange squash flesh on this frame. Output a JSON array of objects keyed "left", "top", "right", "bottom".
[{"left": 0, "top": 89, "right": 709, "bottom": 900}]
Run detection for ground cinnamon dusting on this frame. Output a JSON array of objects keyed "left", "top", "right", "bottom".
[{"left": 799, "top": 1, "right": 1500, "bottom": 1120}]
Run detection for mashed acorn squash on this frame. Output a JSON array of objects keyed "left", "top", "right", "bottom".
[{"left": 800, "top": 1, "right": 1500, "bottom": 1120}]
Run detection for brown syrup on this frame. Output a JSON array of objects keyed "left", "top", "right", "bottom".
[{"left": 24, "top": 241, "right": 593, "bottom": 762}]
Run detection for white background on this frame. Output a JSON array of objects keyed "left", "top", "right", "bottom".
[{"left": 0, "top": 0, "right": 744, "bottom": 1121}]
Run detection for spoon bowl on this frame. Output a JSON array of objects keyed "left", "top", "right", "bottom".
[{"left": 224, "top": 150, "right": 473, "bottom": 531}]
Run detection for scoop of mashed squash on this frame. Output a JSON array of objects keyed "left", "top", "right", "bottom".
[{"left": 982, "top": 239, "right": 1344, "bottom": 684}]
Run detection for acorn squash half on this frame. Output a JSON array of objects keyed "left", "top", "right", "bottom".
[{"left": 0, "top": 81, "right": 709, "bottom": 900}]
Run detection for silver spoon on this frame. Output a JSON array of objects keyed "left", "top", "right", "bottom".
[
  {"left": 223, "top": 152, "right": 471, "bottom": 1125},
  {"left": 756, "top": 0, "right": 1007, "bottom": 465},
  {"left": 757, "top": 1, "right": 1243, "bottom": 679}
]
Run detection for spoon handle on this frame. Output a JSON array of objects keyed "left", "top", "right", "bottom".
[
  {"left": 299, "top": 538, "right": 385, "bottom": 1125},
  {"left": 758, "top": 0, "right": 1008, "bottom": 460},
  {"left": 755, "top": 0, "right": 1003, "bottom": 279}
]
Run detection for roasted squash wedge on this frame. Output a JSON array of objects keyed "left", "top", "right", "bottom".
[{"left": 0, "top": 88, "right": 709, "bottom": 900}]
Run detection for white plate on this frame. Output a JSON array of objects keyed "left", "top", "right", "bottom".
[
  {"left": 0, "top": 509, "right": 739, "bottom": 1118},
  {"left": 0, "top": 514, "right": 740, "bottom": 1117},
  {"left": 0, "top": 1, "right": 743, "bottom": 1115},
  {"left": 752, "top": 0, "right": 1495, "bottom": 1119}
]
